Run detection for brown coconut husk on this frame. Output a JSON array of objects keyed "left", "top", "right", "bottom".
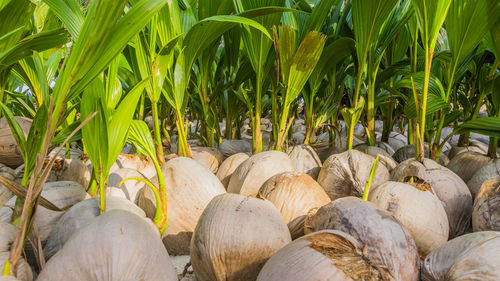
[
  {"left": 368, "top": 181, "right": 449, "bottom": 256},
  {"left": 190, "top": 146, "right": 224, "bottom": 173},
  {"left": 256, "top": 230, "right": 382, "bottom": 281},
  {"left": 218, "top": 139, "right": 252, "bottom": 157},
  {"left": 216, "top": 153, "right": 250, "bottom": 189},
  {"left": 258, "top": 172, "right": 330, "bottom": 239},
  {"left": 467, "top": 159, "right": 500, "bottom": 198},
  {"left": 317, "top": 150, "right": 390, "bottom": 200},
  {"left": 422, "top": 231, "right": 500, "bottom": 281},
  {"left": 287, "top": 144, "right": 322, "bottom": 179},
  {"left": 227, "top": 151, "right": 294, "bottom": 196},
  {"left": 137, "top": 157, "right": 226, "bottom": 255},
  {"left": 305, "top": 197, "right": 420, "bottom": 281},
  {"left": 447, "top": 151, "right": 492, "bottom": 182},
  {"left": 190, "top": 193, "right": 291, "bottom": 281},
  {"left": 38, "top": 210, "right": 178, "bottom": 281},
  {"left": 391, "top": 158, "right": 472, "bottom": 238},
  {"left": 472, "top": 178, "right": 500, "bottom": 231},
  {"left": 0, "top": 117, "right": 31, "bottom": 167}
]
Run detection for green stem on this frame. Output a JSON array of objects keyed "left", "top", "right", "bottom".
[
  {"left": 417, "top": 48, "right": 434, "bottom": 163},
  {"left": 151, "top": 102, "right": 165, "bottom": 165}
]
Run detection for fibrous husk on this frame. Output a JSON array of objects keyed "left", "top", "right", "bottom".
[
  {"left": 392, "top": 144, "right": 448, "bottom": 165},
  {"left": 190, "top": 193, "right": 291, "bottom": 281},
  {"left": 305, "top": 197, "right": 419, "bottom": 281},
  {"left": 448, "top": 140, "right": 489, "bottom": 160},
  {"left": 0, "top": 117, "right": 31, "bottom": 167},
  {"left": 258, "top": 172, "right": 330, "bottom": 239},
  {"left": 216, "top": 153, "right": 250, "bottom": 189},
  {"left": 287, "top": 145, "right": 322, "bottom": 179},
  {"left": 218, "top": 140, "right": 251, "bottom": 157},
  {"left": 43, "top": 196, "right": 145, "bottom": 259},
  {"left": 137, "top": 157, "right": 226, "bottom": 255},
  {"left": 354, "top": 145, "right": 398, "bottom": 171},
  {"left": 317, "top": 150, "right": 390, "bottom": 200},
  {"left": 47, "top": 158, "right": 91, "bottom": 187},
  {"left": 472, "top": 178, "right": 500, "bottom": 231},
  {"left": 227, "top": 151, "right": 294, "bottom": 196},
  {"left": 467, "top": 159, "right": 500, "bottom": 198},
  {"left": 38, "top": 210, "right": 178, "bottom": 281},
  {"left": 107, "top": 168, "right": 146, "bottom": 203},
  {"left": 0, "top": 276, "right": 22, "bottom": 281},
  {"left": 446, "top": 151, "right": 492, "bottom": 182},
  {"left": 0, "top": 164, "right": 15, "bottom": 207},
  {"left": 391, "top": 158, "right": 472, "bottom": 238},
  {"left": 0, "top": 253, "right": 32, "bottom": 281},
  {"left": 257, "top": 230, "right": 383, "bottom": 281},
  {"left": 422, "top": 231, "right": 500, "bottom": 281},
  {"left": 109, "top": 153, "right": 156, "bottom": 179},
  {"left": 191, "top": 146, "right": 224, "bottom": 173},
  {"left": 388, "top": 131, "right": 408, "bottom": 152},
  {"left": 0, "top": 222, "right": 16, "bottom": 252},
  {"left": 368, "top": 181, "right": 449, "bottom": 256},
  {"left": 355, "top": 142, "right": 395, "bottom": 156}
]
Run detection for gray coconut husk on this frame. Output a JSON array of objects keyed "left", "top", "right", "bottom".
[
  {"left": 392, "top": 144, "right": 450, "bottom": 166},
  {"left": 355, "top": 142, "right": 396, "bottom": 156},
  {"left": 46, "top": 158, "right": 91, "bottom": 188},
  {"left": 304, "top": 197, "right": 420, "bottom": 281},
  {"left": 257, "top": 230, "right": 384, "bottom": 281},
  {"left": 387, "top": 131, "right": 408, "bottom": 152},
  {"left": 258, "top": 172, "right": 330, "bottom": 239},
  {"left": 391, "top": 158, "right": 472, "bottom": 238},
  {"left": 368, "top": 181, "right": 449, "bottom": 256},
  {"left": 0, "top": 276, "right": 22, "bottom": 281},
  {"left": 137, "top": 157, "right": 226, "bottom": 255},
  {"left": 422, "top": 231, "right": 500, "bottom": 281},
  {"left": 467, "top": 159, "right": 500, "bottom": 198},
  {"left": 448, "top": 140, "right": 490, "bottom": 160},
  {"left": 472, "top": 178, "right": 500, "bottom": 231},
  {"left": 38, "top": 210, "right": 178, "bottom": 281},
  {"left": 446, "top": 151, "right": 492, "bottom": 182},
  {"left": 107, "top": 168, "right": 147, "bottom": 203},
  {"left": 0, "top": 253, "right": 32, "bottom": 281},
  {"left": 43, "top": 196, "right": 145, "bottom": 259},
  {"left": 190, "top": 193, "right": 291, "bottom": 281},
  {"left": 0, "top": 165, "right": 15, "bottom": 207},
  {"left": 190, "top": 146, "right": 224, "bottom": 173},
  {"left": 0, "top": 208, "right": 11, "bottom": 223},
  {"left": 0, "top": 222, "right": 16, "bottom": 252},
  {"left": 317, "top": 150, "right": 390, "bottom": 200},
  {"left": 0, "top": 117, "right": 31, "bottom": 167},
  {"left": 287, "top": 144, "right": 322, "bottom": 179},
  {"left": 354, "top": 145, "right": 398, "bottom": 171},
  {"left": 218, "top": 139, "right": 251, "bottom": 157},
  {"left": 216, "top": 153, "right": 250, "bottom": 189},
  {"left": 227, "top": 151, "right": 294, "bottom": 197}
]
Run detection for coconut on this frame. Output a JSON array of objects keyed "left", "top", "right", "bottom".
[
  {"left": 38, "top": 210, "right": 178, "bottom": 281},
  {"left": 317, "top": 150, "right": 390, "bottom": 200},
  {"left": 355, "top": 142, "right": 395, "bottom": 156},
  {"left": 227, "top": 151, "right": 294, "bottom": 196},
  {"left": 391, "top": 158, "right": 472, "bottom": 238},
  {"left": 0, "top": 117, "right": 31, "bottom": 167},
  {"left": 0, "top": 222, "right": 16, "bottom": 252},
  {"left": 467, "top": 159, "right": 500, "bottom": 198},
  {"left": 305, "top": 197, "right": 419, "bottom": 280},
  {"left": 258, "top": 172, "right": 330, "bottom": 239},
  {"left": 137, "top": 157, "right": 226, "bottom": 255},
  {"left": 368, "top": 181, "right": 449, "bottom": 256},
  {"left": 287, "top": 144, "right": 322, "bottom": 179},
  {"left": 218, "top": 139, "right": 252, "bottom": 157},
  {"left": 388, "top": 131, "right": 408, "bottom": 152},
  {"left": 472, "top": 178, "right": 500, "bottom": 231},
  {"left": 0, "top": 164, "right": 15, "bottom": 207},
  {"left": 0, "top": 253, "right": 32, "bottom": 281},
  {"left": 422, "top": 231, "right": 500, "bottom": 281},
  {"left": 44, "top": 196, "right": 145, "bottom": 259},
  {"left": 107, "top": 168, "right": 147, "bottom": 203},
  {"left": 448, "top": 140, "right": 489, "bottom": 160},
  {"left": 354, "top": 145, "right": 398, "bottom": 171},
  {"left": 216, "top": 153, "right": 250, "bottom": 189},
  {"left": 0, "top": 207, "right": 11, "bottom": 223},
  {"left": 46, "top": 158, "right": 91, "bottom": 187},
  {"left": 109, "top": 153, "right": 156, "bottom": 179},
  {"left": 257, "top": 230, "right": 385, "bottom": 281},
  {"left": 446, "top": 151, "right": 492, "bottom": 182},
  {"left": 190, "top": 193, "right": 291, "bottom": 281},
  {"left": 191, "top": 146, "right": 224, "bottom": 173},
  {"left": 0, "top": 276, "right": 22, "bottom": 281}
]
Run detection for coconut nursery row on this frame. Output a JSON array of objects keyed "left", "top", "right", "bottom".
[{"left": 1, "top": 0, "right": 500, "bottom": 280}]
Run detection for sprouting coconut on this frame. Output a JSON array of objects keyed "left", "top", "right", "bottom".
[
  {"left": 448, "top": 139, "right": 489, "bottom": 160},
  {"left": 472, "top": 178, "right": 500, "bottom": 231},
  {"left": 190, "top": 193, "right": 291, "bottom": 281},
  {"left": 218, "top": 139, "right": 252, "bottom": 157},
  {"left": 287, "top": 144, "right": 322, "bottom": 179},
  {"left": 258, "top": 172, "right": 330, "bottom": 239},
  {"left": 137, "top": 157, "right": 226, "bottom": 255},
  {"left": 391, "top": 158, "right": 472, "bottom": 238},
  {"left": 354, "top": 145, "right": 398, "bottom": 171},
  {"left": 109, "top": 153, "right": 156, "bottom": 179},
  {"left": 107, "top": 168, "right": 146, "bottom": 203},
  {"left": 227, "top": 151, "right": 294, "bottom": 196},
  {"left": 46, "top": 158, "right": 91, "bottom": 188},
  {"left": 446, "top": 151, "right": 492, "bottom": 182},
  {"left": 44, "top": 196, "right": 145, "bottom": 259},
  {"left": 216, "top": 153, "right": 250, "bottom": 189},
  {"left": 317, "top": 150, "right": 390, "bottom": 200},
  {"left": 0, "top": 223, "right": 33, "bottom": 281},
  {"left": 368, "top": 180, "right": 449, "bottom": 256},
  {"left": 305, "top": 197, "right": 420, "bottom": 280},
  {"left": 38, "top": 210, "right": 178, "bottom": 281},
  {"left": 0, "top": 117, "right": 31, "bottom": 167},
  {"left": 257, "top": 230, "right": 384, "bottom": 281},
  {"left": 422, "top": 231, "right": 500, "bottom": 281},
  {"left": 467, "top": 159, "right": 500, "bottom": 198}
]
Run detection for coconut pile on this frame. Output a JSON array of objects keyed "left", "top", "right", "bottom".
[{"left": 1, "top": 119, "right": 500, "bottom": 281}]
